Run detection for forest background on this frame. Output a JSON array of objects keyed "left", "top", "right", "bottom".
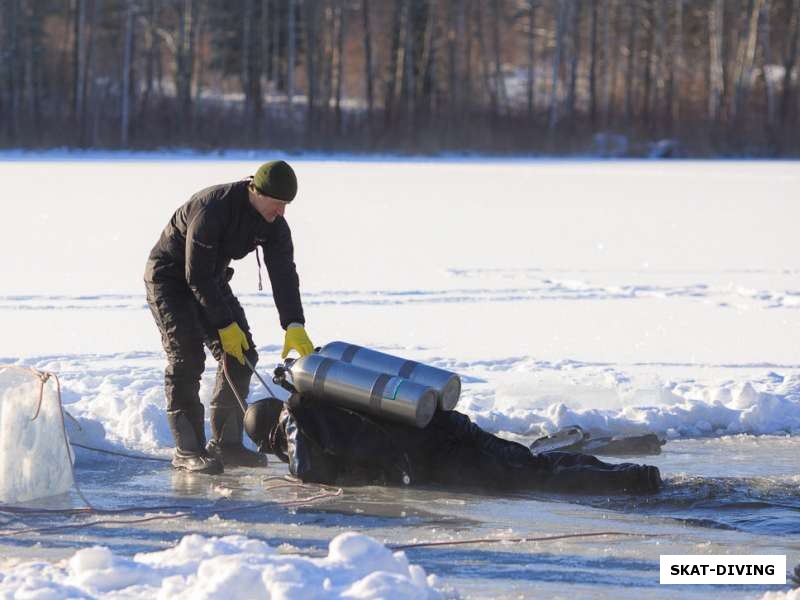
[{"left": 1, "top": 0, "right": 799, "bottom": 156}]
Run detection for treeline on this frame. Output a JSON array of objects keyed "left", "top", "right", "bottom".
[{"left": 1, "top": 0, "right": 799, "bottom": 156}]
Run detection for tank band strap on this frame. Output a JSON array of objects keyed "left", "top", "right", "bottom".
[
  {"left": 370, "top": 373, "right": 391, "bottom": 411},
  {"left": 398, "top": 360, "right": 417, "bottom": 378},
  {"left": 340, "top": 344, "right": 358, "bottom": 363},
  {"left": 313, "top": 358, "right": 335, "bottom": 398}
]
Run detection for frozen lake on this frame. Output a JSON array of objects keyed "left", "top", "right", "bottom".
[
  {"left": 0, "top": 158, "right": 798, "bottom": 597},
  {"left": 1, "top": 436, "right": 797, "bottom": 598}
]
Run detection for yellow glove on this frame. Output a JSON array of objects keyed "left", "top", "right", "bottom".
[
  {"left": 218, "top": 322, "right": 250, "bottom": 365},
  {"left": 282, "top": 324, "right": 314, "bottom": 358}
]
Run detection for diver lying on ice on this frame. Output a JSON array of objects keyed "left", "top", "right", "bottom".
[
  {"left": 241, "top": 343, "right": 662, "bottom": 495},
  {"left": 245, "top": 395, "right": 661, "bottom": 494}
]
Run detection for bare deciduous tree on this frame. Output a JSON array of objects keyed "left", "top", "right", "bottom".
[
  {"left": 121, "top": 0, "right": 134, "bottom": 147},
  {"left": 732, "top": 0, "right": 766, "bottom": 119},
  {"left": 669, "top": 0, "right": 684, "bottom": 125},
  {"left": 384, "top": 0, "right": 403, "bottom": 122},
  {"left": 566, "top": 0, "right": 581, "bottom": 124},
  {"left": 602, "top": 0, "right": 614, "bottom": 124},
  {"left": 549, "top": 0, "right": 566, "bottom": 131},
  {"left": 334, "top": 0, "right": 346, "bottom": 130},
  {"left": 589, "top": 0, "right": 598, "bottom": 123},
  {"left": 491, "top": 0, "right": 508, "bottom": 115},
  {"left": 526, "top": 0, "right": 537, "bottom": 116},
  {"left": 759, "top": 0, "right": 776, "bottom": 127},
  {"left": 708, "top": 0, "right": 725, "bottom": 120},
  {"left": 623, "top": 0, "right": 637, "bottom": 125},
  {"left": 362, "top": 0, "right": 375, "bottom": 116},
  {"left": 780, "top": 0, "right": 800, "bottom": 125},
  {"left": 74, "top": 0, "right": 87, "bottom": 124},
  {"left": 287, "top": 0, "right": 296, "bottom": 113}
]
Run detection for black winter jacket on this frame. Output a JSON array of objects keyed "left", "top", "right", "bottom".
[{"left": 144, "top": 180, "right": 304, "bottom": 329}]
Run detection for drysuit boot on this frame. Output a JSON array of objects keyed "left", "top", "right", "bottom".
[
  {"left": 207, "top": 405, "right": 268, "bottom": 468},
  {"left": 167, "top": 407, "right": 223, "bottom": 474}
]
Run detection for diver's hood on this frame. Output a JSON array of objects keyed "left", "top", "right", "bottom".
[{"left": 243, "top": 397, "right": 285, "bottom": 453}]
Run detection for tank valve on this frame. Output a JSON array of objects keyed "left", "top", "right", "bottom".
[{"left": 272, "top": 365, "right": 297, "bottom": 393}]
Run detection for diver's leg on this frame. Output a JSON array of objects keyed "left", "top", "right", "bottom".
[
  {"left": 433, "top": 411, "right": 536, "bottom": 465},
  {"left": 434, "top": 413, "right": 660, "bottom": 493},
  {"left": 532, "top": 451, "right": 662, "bottom": 494},
  {"left": 427, "top": 412, "right": 550, "bottom": 487}
]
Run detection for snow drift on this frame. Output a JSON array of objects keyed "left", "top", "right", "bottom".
[{"left": 0, "top": 532, "right": 444, "bottom": 599}]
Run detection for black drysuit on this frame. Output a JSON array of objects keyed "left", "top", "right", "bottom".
[
  {"left": 144, "top": 180, "right": 304, "bottom": 431},
  {"left": 266, "top": 395, "right": 662, "bottom": 494}
]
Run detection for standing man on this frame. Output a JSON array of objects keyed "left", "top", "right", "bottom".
[{"left": 144, "top": 160, "right": 314, "bottom": 474}]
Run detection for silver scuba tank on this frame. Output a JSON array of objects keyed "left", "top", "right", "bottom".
[
  {"left": 287, "top": 353, "right": 438, "bottom": 428},
  {"left": 317, "top": 341, "right": 461, "bottom": 411}
]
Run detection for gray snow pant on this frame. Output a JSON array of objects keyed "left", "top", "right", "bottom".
[{"left": 144, "top": 278, "right": 258, "bottom": 418}]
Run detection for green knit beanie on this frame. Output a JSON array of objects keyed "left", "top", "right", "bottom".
[{"left": 252, "top": 160, "right": 297, "bottom": 202}]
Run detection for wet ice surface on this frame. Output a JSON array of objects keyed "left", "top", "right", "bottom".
[{"left": 1, "top": 436, "right": 797, "bottom": 599}]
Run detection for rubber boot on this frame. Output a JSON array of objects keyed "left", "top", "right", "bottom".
[
  {"left": 207, "top": 405, "right": 268, "bottom": 468},
  {"left": 167, "top": 406, "right": 223, "bottom": 474}
]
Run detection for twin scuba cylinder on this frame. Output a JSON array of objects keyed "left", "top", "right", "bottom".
[
  {"left": 283, "top": 341, "right": 462, "bottom": 428},
  {"left": 317, "top": 342, "right": 461, "bottom": 411}
]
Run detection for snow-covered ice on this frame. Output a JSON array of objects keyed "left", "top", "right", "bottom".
[
  {"left": 0, "top": 157, "right": 798, "bottom": 598},
  {"left": 0, "top": 531, "right": 443, "bottom": 599}
]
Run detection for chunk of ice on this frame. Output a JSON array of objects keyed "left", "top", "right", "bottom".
[{"left": 0, "top": 368, "right": 74, "bottom": 503}]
